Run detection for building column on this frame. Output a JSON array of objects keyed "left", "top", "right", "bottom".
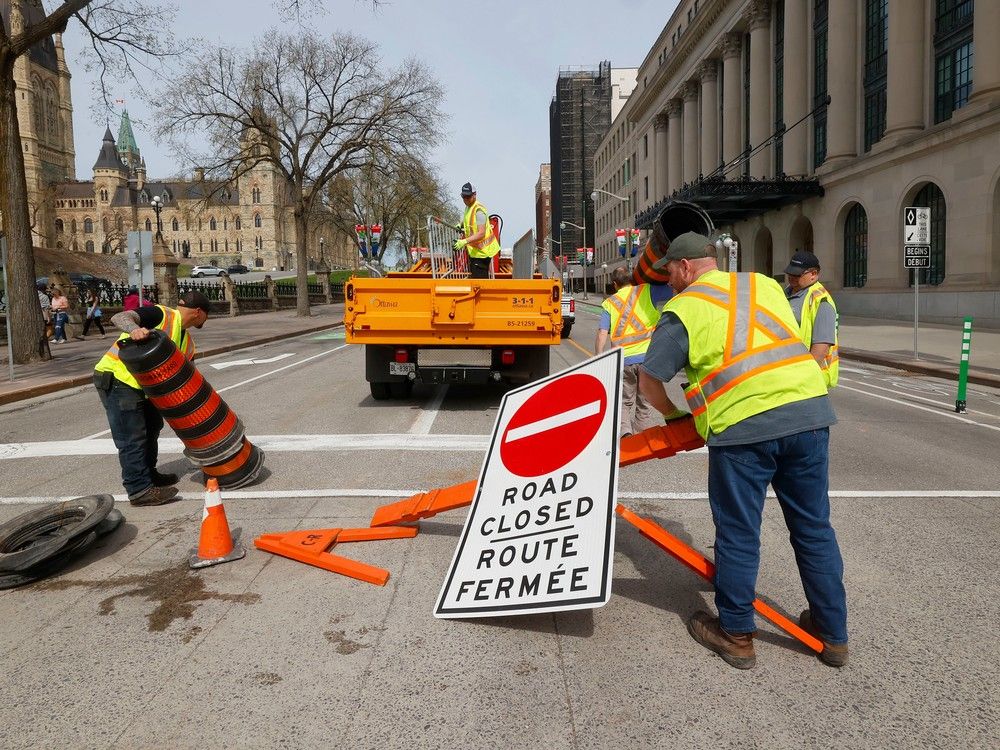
[
  {"left": 782, "top": 0, "right": 809, "bottom": 176},
  {"left": 681, "top": 82, "right": 700, "bottom": 184},
  {"left": 746, "top": 0, "right": 772, "bottom": 178},
  {"left": 653, "top": 112, "right": 669, "bottom": 200},
  {"left": 698, "top": 61, "right": 719, "bottom": 177},
  {"left": 970, "top": 0, "right": 1000, "bottom": 103},
  {"left": 825, "top": 0, "right": 858, "bottom": 163},
  {"left": 720, "top": 33, "right": 743, "bottom": 170},
  {"left": 885, "top": 0, "right": 925, "bottom": 138},
  {"left": 666, "top": 98, "right": 683, "bottom": 194}
]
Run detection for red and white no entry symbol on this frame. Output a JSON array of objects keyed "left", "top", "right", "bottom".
[{"left": 500, "top": 373, "right": 607, "bottom": 477}]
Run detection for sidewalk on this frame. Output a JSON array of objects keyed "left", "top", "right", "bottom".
[
  {"left": 572, "top": 294, "right": 1000, "bottom": 387},
  {"left": 0, "top": 304, "right": 345, "bottom": 406}
]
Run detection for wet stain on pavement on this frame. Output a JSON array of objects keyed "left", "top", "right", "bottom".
[
  {"left": 255, "top": 672, "right": 283, "bottom": 685},
  {"left": 35, "top": 562, "right": 260, "bottom": 632},
  {"left": 324, "top": 629, "right": 369, "bottom": 654}
]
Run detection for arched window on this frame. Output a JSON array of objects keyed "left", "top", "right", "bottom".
[
  {"left": 223, "top": 218, "right": 227, "bottom": 230},
  {"left": 54, "top": 218, "right": 64, "bottom": 234},
  {"left": 912, "top": 183, "right": 947, "bottom": 286},
  {"left": 172, "top": 218, "right": 179, "bottom": 232},
  {"left": 144, "top": 218, "right": 152, "bottom": 232},
  {"left": 85, "top": 240, "right": 95, "bottom": 253},
  {"left": 254, "top": 213, "right": 262, "bottom": 228},
  {"left": 102, "top": 216, "right": 109, "bottom": 233},
  {"left": 235, "top": 216, "right": 241, "bottom": 230},
  {"left": 83, "top": 218, "right": 93, "bottom": 233},
  {"left": 100, "top": 189, "right": 108, "bottom": 202},
  {"left": 116, "top": 215, "right": 124, "bottom": 232},
  {"left": 843, "top": 203, "right": 868, "bottom": 288},
  {"left": 31, "top": 78, "right": 44, "bottom": 141},
  {"left": 139, "top": 192, "right": 148, "bottom": 204},
  {"left": 45, "top": 84, "right": 59, "bottom": 147},
  {"left": 252, "top": 186, "right": 261, "bottom": 204},
  {"left": 209, "top": 217, "right": 217, "bottom": 231},
  {"left": 71, "top": 219, "right": 77, "bottom": 234}
]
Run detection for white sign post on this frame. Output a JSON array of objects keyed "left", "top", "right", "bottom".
[
  {"left": 127, "top": 231, "right": 154, "bottom": 304},
  {"left": 435, "top": 349, "right": 623, "bottom": 618},
  {"left": 903, "top": 207, "right": 931, "bottom": 359}
]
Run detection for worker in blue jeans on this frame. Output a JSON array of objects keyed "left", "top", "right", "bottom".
[{"left": 638, "top": 232, "right": 848, "bottom": 669}]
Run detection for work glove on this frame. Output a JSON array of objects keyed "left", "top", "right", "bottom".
[
  {"left": 663, "top": 408, "right": 690, "bottom": 423},
  {"left": 453, "top": 238, "right": 468, "bottom": 251}
]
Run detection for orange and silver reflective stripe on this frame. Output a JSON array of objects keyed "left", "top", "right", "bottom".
[{"left": 610, "top": 287, "right": 653, "bottom": 347}]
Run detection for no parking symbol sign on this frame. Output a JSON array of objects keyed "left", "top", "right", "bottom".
[{"left": 435, "top": 349, "right": 623, "bottom": 618}]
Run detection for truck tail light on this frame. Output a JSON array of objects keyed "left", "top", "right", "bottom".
[
  {"left": 501, "top": 349, "right": 515, "bottom": 366},
  {"left": 346, "top": 283, "right": 354, "bottom": 301},
  {"left": 394, "top": 348, "right": 409, "bottom": 363},
  {"left": 569, "top": 299, "right": 575, "bottom": 313},
  {"left": 552, "top": 285, "right": 559, "bottom": 302}
]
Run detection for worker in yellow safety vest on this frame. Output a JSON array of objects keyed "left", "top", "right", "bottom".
[
  {"left": 454, "top": 182, "right": 500, "bottom": 279},
  {"left": 93, "top": 291, "right": 211, "bottom": 507},
  {"left": 596, "top": 266, "right": 673, "bottom": 437},
  {"left": 784, "top": 250, "right": 839, "bottom": 388},
  {"left": 638, "top": 232, "right": 848, "bottom": 671}
]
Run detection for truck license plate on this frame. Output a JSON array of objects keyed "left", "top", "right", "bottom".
[
  {"left": 561, "top": 303, "right": 571, "bottom": 314},
  {"left": 389, "top": 362, "right": 415, "bottom": 376}
]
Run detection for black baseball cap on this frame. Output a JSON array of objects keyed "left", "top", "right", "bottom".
[
  {"left": 784, "top": 250, "right": 821, "bottom": 275},
  {"left": 460, "top": 182, "right": 476, "bottom": 197},
  {"left": 179, "top": 291, "right": 211, "bottom": 315}
]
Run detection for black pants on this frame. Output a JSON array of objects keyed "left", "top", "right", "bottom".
[
  {"left": 83, "top": 316, "right": 106, "bottom": 336},
  {"left": 468, "top": 257, "right": 491, "bottom": 279}
]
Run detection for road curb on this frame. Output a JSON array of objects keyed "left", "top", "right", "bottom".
[
  {"left": 0, "top": 321, "right": 344, "bottom": 407},
  {"left": 840, "top": 348, "right": 1000, "bottom": 388}
]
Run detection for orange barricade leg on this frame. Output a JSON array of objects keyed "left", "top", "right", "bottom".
[
  {"left": 369, "top": 419, "right": 705, "bottom": 527},
  {"left": 615, "top": 504, "right": 823, "bottom": 654},
  {"left": 254, "top": 526, "right": 418, "bottom": 586}
]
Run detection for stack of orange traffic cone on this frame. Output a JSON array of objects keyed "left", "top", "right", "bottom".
[{"left": 189, "top": 478, "right": 245, "bottom": 569}]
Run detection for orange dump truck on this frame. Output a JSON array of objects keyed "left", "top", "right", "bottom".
[{"left": 344, "top": 248, "right": 563, "bottom": 400}]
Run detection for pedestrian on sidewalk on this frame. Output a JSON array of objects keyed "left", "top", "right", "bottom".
[
  {"left": 81, "top": 287, "right": 106, "bottom": 338},
  {"left": 784, "top": 250, "right": 839, "bottom": 388},
  {"left": 93, "top": 291, "right": 211, "bottom": 506},
  {"left": 37, "top": 282, "right": 52, "bottom": 339},
  {"left": 595, "top": 267, "right": 673, "bottom": 437},
  {"left": 638, "top": 232, "right": 848, "bottom": 670},
  {"left": 49, "top": 288, "right": 69, "bottom": 344}
]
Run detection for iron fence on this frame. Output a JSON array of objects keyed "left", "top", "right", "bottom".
[
  {"left": 178, "top": 279, "right": 226, "bottom": 301},
  {"left": 73, "top": 281, "right": 158, "bottom": 307},
  {"left": 275, "top": 282, "right": 296, "bottom": 296},
  {"left": 233, "top": 281, "right": 268, "bottom": 299}
]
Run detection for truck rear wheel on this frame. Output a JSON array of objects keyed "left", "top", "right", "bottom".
[
  {"left": 389, "top": 381, "right": 413, "bottom": 399},
  {"left": 560, "top": 323, "right": 573, "bottom": 339},
  {"left": 370, "top": 381, "right": 391, "bottom": 400}
]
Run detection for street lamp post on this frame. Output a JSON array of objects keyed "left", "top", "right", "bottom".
[
  {"left": 560, "top": 219, "right": 587, "bottom": 299},
  {"left": 591, "top": 189, "right": 631, "bottom": 271},
  {"left": 150, "top": 195, "right": 164, "bottom": 241}
]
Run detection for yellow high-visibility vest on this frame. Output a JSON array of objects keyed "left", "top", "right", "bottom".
[
  {"left": 462, "top": 200, "right": 500, "bottom": 259},
  {"left": 94, "top": 304, "right": 195, "bottom": 390},
  {"left": 602, "top": 284, "right": 660, "bottom": 358},
  {"left": 665, "top": 270, "right": 827, "bottom": 440},
  {"left": 798, "top": 281, "right": 839, "bottom": 388}
]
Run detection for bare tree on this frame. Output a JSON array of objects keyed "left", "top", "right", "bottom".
[
  {"left": 0, "top": 1, "right": 174, "bottom": 363},
  {"left": 155, "top": 29, "right": 443, "bottom": 316},
  {"left": 327, "top": 153, "right": 451, "bottom": 267}
]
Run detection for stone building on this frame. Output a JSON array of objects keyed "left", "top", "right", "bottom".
[
  {"left": 48, "top": 111, "right": 351, "bottom": 271},
  {"left": 535, "top": 163, "right": 552, "bottom": 254},
  {"left": 594, "top": 0, "right": 1000, "bottom": 326},
  {"left": 1, "top": 1, "right": 76, "bottom": 245}
]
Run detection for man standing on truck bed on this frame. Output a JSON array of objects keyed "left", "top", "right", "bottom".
[{"left": 454, "top": 182, "right": 500, "bottom": 279}]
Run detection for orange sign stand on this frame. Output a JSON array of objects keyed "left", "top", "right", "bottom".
[
  {"left": 370, "top": 419, "right": 705, "bottom": 527},
  {"left": 253, "top": 526, "right": 418, "bottom": 586},
  {"left": 615, "top": 504, "right": 823, "bottom": 654}
]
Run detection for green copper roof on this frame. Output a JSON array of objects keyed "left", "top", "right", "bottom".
[{"left": 116, "top": 109, "right": 139, "bottom": 157}]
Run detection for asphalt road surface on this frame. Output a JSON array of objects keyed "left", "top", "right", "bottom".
[{"left": 0, "top": 301, "right": 997, "bottom": 748}]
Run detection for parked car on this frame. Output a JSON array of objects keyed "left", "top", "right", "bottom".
[
  {"left": 226, "top": 263, "right": 250, "bottom": 275},
  {"left": 560, "top": 293, "right": 575, "bottom": 339},
  {"left": 36, "top": 272, "right": 110, "bottom": 289},
  {"left": 190, "top": 265, "right": 227, "bottom": 278}
]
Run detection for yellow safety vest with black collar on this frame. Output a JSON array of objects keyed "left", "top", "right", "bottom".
[
  {"left": 665, "top": 270, "right": 827, "bottom": 440},
  {"left": 602, "top": 284, "right": 659, "bottom": 358},
  {"left": 798, "top": 281, "right": 839, "bottom": 388},
  {"left": 94, "top": 305, "right": 196, "bottom": 390},
  {"left": 462, "top": 200, "right": 500, "bottom": 259}
]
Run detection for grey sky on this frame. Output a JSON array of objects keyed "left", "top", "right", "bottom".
[{"left": 63, "top": 0, "right": 677, "bottom": 245}]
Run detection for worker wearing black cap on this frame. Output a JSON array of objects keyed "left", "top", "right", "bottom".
[
  {"left": 784, "top": 250, "right": 839, "bottom": 388},
  {"left": 455, "top": 182, "right": 500, "bottom": 279},
  {"left": 93, "top": 291, "right": 212, "bottom": 506}
]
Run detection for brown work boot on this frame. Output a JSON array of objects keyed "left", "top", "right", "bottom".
[
  {"left": 150, "top": 469, "right": 179, "bottom": 487},
  {"left": 799, "top": 609, "right": 849, "bottom": 667},
  {"left": 687, "top": 610, "right": 756, "bottom": 669},
  {"left": 129, "top": 485, "right": 179, "bottom": 506}
]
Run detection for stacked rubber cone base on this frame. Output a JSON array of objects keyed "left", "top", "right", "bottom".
[
  {"left": 0, "top": 496, "right": 124, "bottom": 589},
  {"left": 117, "top": 331, "right": 265, "bottom": 489}
]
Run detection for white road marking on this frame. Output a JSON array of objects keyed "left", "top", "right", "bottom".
[
  {"left": 209, "top": 353, "right": 295, "bottom": 370},
  {"left": 410, "top": 385, "right": 449, "bottom": 435},
  {"left": 839, "top": 376, "right": 999, "bottom": 419},
  {"left": 836, "top": 383, "right": 1000, "bottom": 433},
  {"left": 2, "top": 488, "right": 998, "bottom": 507},
  {"left": 505, "top": 401, "right": 602, "bottom": 443}
]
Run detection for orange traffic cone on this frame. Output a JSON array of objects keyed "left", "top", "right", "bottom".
[{"left": 189, "top": 478, "right": 245, "bottom": 569}]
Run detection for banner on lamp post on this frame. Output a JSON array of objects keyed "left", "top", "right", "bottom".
[
  {"left": 586, "top": 248, "right": 594, "bottom": 265},
  {"left": 355, "top": 224, "right": 368, "bottom": 259},
  {"left": 370, "top": 224, "right": 382, "bottom": 258},
  {"left": 630, "top": 229, "right": 640, "bottom": 257},
  {"left": 616, "top": 229, "right": 627, "bottom": 257}
]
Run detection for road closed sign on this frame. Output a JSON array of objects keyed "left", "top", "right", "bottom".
[{"left": 435, "top": 349, "right": 623, "bottom": 618}]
